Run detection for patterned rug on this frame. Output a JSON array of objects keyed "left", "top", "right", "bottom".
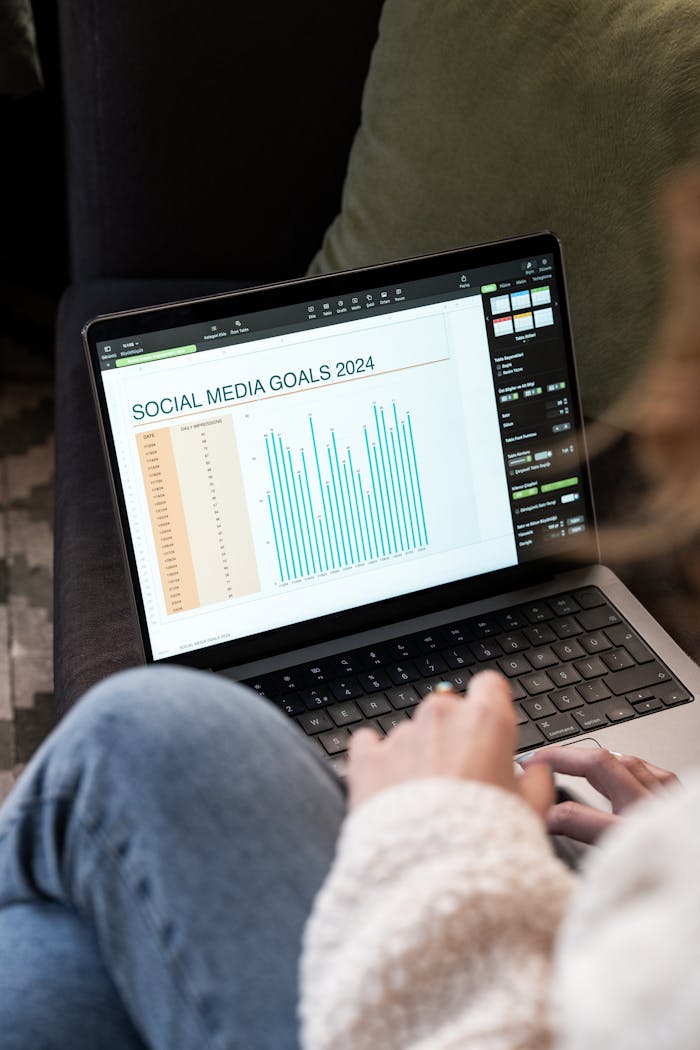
[{"left": 0, "top": 325, "right": 54, "bottom": 804}]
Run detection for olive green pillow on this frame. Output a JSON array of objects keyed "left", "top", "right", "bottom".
[
  {"left": 0, "top": 0, "right": 43, "bottom": 97},
  {"left": 309, "top": 0, "right": 700, "bottom": 417}
]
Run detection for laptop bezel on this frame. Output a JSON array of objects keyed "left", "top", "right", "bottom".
[{"left": 83, "top": 231, "right": 599, "bottom": 671}]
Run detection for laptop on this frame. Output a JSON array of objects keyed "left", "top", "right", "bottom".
[{"left": 83, "top": 232, "right": 700, "bottom": 802}]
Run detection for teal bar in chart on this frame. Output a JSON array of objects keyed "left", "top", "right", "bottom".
[{"left": 264, "top": 402, "right": 429, "bottom": 583}]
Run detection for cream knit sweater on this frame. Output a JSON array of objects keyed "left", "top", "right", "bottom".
[{"left": 300, "top": 773, "right": 700, "bottom": 1050}]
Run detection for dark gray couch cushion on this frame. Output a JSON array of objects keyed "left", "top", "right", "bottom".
[
  {"left": 54, "top": 279, "right": 250, "bottom": 715},
  {"left": 57, "top": 0, "right": 384, "bottom": 282}
]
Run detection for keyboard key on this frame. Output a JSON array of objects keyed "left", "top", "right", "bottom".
[
  {"left": 476, "top": 662, "right": 501, "bottom": 676},
  {"left": 577, "top": 679, "right": 612, "bottom": 703},
  {"left": 471, "top": 640, "right": 503, "bottom": 662},
  {"left": 522, "top": 602, "right": 553, "bottom": 623},
  {"left": 319, "top": 728, "right": 351, "bottom": 755},
  {"left": 524, "top": 624, "right": 556, "bottom": 646},
  {"left": 415, "top": 654, "right": 447, "bottom": 677},
  {"left": 574, "top": 587, "right": 605, "bottom": 609},
  {"left": 444, "top": 669, "right": 472, "bottom": 692},
  {"left": 527, "top": 646, "right": 558, "bottom": 670},
  {"left": 441, "top": 622, "right": 474, "bottom": 646},
  {"left": 604, "top": 662, "right": 671, "bottom": 696},
  {"left": 498, "top": 609, "right": 529, "bottom": 630},
  {"left": 304, "top": 663, "right": 330, "bottom": 684},
  {"left": 513, "top": 703, "right": 528, "bottom": 725},
  {"left": 523, "top": 696, "right": 556, "bottom": 719},
  {"left": 379, "top": 711, "right": 410, "bottom": 734},
  {"left": 277, "top": 694, "right": 306, "bottom": 716},
  {"left": 509, "top": 679, "right": 527, "bottom": 701},
  {"left": 553, "top": 639, "right": 585, "bottom": 661},
  {"left": 634, "top": 697, "right": 663, "bottom": 715},
  {"left": 244, "top": 674, "right": 280, "bottom": 699},
  {"left": 574, "top": 706, "right": 608, "bottom": 730},
  {"left": 550, "top": 687, "right": 584, "bottom": 711},
  {"left": 359, "top": 694, "right": 392, "bottom": 717},
  {"left": 580, "top": 631, "right": 612, "bottom": 654},
  {"left": 357, "top": 670, "right": 392, "bottom": 693},
  {"left": 469, "top": 616, "right": 501, "bottom": 638},
  {"left": 275, "top": 670, "right": 306, "bottom": 694},
  {"left": 549, "top": 664, "right": 582, "bottom": 688},
  {"left": 602, "top": 648, "right": 635, "bottom": 672},
  {"left": 322, "top": 653, "right": 367, "bottom": 678},
  {"left": 415, "top": 678, "right": 446, "bottom": 698},
  {"left": 517, "top": 722, "right": 545, "bottom": 752},
  {"left": 626, "top": 689, "right": 655, "bottom": 705},
  {"left": 296, "top": 710, "right": 333, "bottom": 735},
  {"left": 551, "top": 616, "right": 582, "bottom": 639},
  {"left": 658, "top": 684, "right": 691, "bottom": 707},
  {"left": 498, "top": 631, "right": 529, "bottom": 652},
  {"left": 521, "top": 672, "right": 554, "bottom": 695},
  {"left": 405, "top": 630, "right": 444, "bottom": 653},
  {"left": 604, "top": 624, "right": 655, "bottom": 664},
  {"left": 364, "top": 645, "right": 390, "bottom": 667},
  {"left": 325, "top": 754, "right": 349, "bottom": 777},
  {"left": 331, "top": 678, "right": 364, "bottom": 701},
  {"left": 574, "top": 656, "right": 607, "bottom": 679},
  {"left": 498, "top": 654, "right": 531, "bottom": 677},
  {"left": 445, "top": 645, "right": 475, "bottom": 669},
  {"left": 578, "top": 606, "right": 622, "bottom": 632},
  {"left": 388, "top": 662, "right": 420, "bottom": 685},
  {"left": 549, "top": 594, "right": 581, "bottom": 616},
  {"left": 385, "top": 638, "right": 422, "bottom": 660},
  {"left": 537, "top": 712, "right": 579, "bottom": 742},
  {"left": 301, "top": 686, "right": 336, "bottom": 709},
  {"left": 328, "top": 701, "right": 363, "bottom": 727},
  {"left": 387, "top": 685, "right": 420, "bottom": 710},
  {"left": 600, "top": 698, "right": 635, "bottom": 723}
]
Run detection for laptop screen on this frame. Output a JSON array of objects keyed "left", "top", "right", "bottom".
[{"left": 90, "top": 239, "right": 593, "bottom": 662}]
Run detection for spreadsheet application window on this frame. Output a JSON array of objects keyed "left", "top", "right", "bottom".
[{"left": 101, "top": 295, "right": 514, "bottom": 659}]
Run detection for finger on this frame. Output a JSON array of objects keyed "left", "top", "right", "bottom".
[
  {"left": 462, "top": 671, "right": 518, "bottom": 778},
  {"left": 467, "top": 669, "right": 515, "bottom": 714},
  {"left": 547, "top": 799, "right": 620, "bottom": 845},
  {"left": 413, "top": 688, "right": 462, "bottom": 723},
  {"left": 346, "top": 728, "right": 384, "bottom": 810},
  {"left": 521, "top": 746, "right": 646, "bottom": 810},
  {"left": 348, "top": 725, "right": 382, "bottom": 761},
  {"left": 631, "top": 757, "right": 681, "bottom": 788},
  {"left": 517, "top": 762, "right": 554, "bottom": 820},
  {"left": 613, "top": 753, "right": 667, "bottom": 793}
]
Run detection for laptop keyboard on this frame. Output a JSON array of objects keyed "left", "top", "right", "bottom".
[{"left": 240, "top": 587, "right": 693, "bottom": 771}]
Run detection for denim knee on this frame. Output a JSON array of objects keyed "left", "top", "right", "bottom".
[
  {"left": 8, "top": 666, "right": 294, "bottom": 821},
  {"left": 64, "top": 665, "right": 294, "bottom": 779}
]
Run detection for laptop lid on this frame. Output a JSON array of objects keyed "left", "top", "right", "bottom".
[{"left": 83, "top": 233, "right": 597, "bottom": 670}]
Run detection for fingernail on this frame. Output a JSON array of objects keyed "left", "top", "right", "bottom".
[{"left": 434, "top": 681, "right": 455, "bottom": 693}]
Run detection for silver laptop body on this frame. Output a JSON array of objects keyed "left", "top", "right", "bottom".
[{"left": 83, "top": 233, "right": 700, "bottom": 803}]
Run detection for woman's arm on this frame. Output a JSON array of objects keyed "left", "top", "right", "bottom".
[{"left": 299, "top": 673, "right": 577, "bottom": 1050}]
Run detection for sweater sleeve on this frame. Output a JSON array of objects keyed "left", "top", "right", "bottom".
[{"left": 299, "top": 778, "right": 576, "bottom": 1050}]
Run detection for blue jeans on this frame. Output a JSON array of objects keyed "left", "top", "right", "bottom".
[{"left": 0, "top": 666, "right": 346, "bottom": 1050}]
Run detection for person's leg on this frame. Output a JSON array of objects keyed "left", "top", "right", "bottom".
[
  {"left": 0, "top": 903, "right": 148, "bottom": 1050},
  {"left": 0, "top": 666, "right": 346, "bottom": 1050}
]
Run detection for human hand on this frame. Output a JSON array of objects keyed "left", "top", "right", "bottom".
[
  {"left": 521, "top": 746, "right": 680, "bottom": 844},
  {"left": 347, "top": 670, "right": 554, "bottom": 819}
]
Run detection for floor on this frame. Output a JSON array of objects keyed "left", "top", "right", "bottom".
[{"left": 0, "top": 326, "right": 55, "bottom": 804}]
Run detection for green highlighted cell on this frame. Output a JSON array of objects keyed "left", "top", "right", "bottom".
[
  {"left": 541, "top": 476, "right": 579, "bottom": 494},
  {"left": 115, "top": 344, "right": 196, "bottom": 367},
  {"left": 481, "top": 284, "right": 498, "bottom": 293},
  {"left": 513, "top": 486, "right": 538, "bottom": 500}
]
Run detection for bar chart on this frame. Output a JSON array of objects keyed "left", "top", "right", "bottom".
[{"left": 265, "top": 401, "right": 429, "bottom": 582}]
